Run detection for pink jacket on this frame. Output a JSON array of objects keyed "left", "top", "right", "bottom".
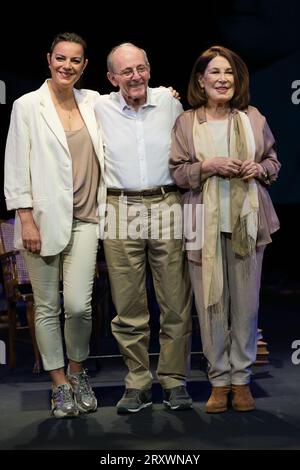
[{"left": 169, "top": 106, "right": 281, "bottom": 260}]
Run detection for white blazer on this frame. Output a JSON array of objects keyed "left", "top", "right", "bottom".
[{"left": 4, "top": 80, "right": 106, "bottom": 256}]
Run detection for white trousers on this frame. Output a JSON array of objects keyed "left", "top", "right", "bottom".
[{"left": 24, "top": 220, "right": 98, "bottom": 371}]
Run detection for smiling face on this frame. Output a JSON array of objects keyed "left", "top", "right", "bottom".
[
  {"left": 107, "top": 45, "right": 150, "bottom": 108},
  {"left": 199, "top": 55, "right": 235, "bottom": 106},
  {"left": 47, "top": 41, "right": 88, "bottom": 90}
]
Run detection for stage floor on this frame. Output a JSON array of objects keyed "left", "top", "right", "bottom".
[{"left": 0, "top": 290, "right": 299, "bottom": 450}]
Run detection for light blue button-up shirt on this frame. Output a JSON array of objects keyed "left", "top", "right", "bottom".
[{"left": 95, "top": 87, "right": 183, "bottom": 190}]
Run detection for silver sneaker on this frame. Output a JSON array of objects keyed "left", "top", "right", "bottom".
[
  {"left": 51, "top": 383, "right": 79, "bottom": 418},
  {"left": 67, "top": 368, "right": 98, "bottom": 413}
]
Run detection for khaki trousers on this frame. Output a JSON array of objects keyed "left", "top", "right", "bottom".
[
  {"left": 189, "top": 233, "right": 265, "bottom": 386},
  {"left": 24, "top": 220, "right": 98, "bottom": 371},
  {"left": 103, "top": 192, "right": 192, "bottom": 389}
]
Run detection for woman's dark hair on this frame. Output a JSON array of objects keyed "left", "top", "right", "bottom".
[
  {"left": 187, "top": 45, "right": 249, "bottom": 110},
  {"left": 49, "top": 32, "right": 87, "bottom": 58}
]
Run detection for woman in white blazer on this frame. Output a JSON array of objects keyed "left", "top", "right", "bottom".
[{"left": 4, "top": 32, "right": 106, "bottom": 418}]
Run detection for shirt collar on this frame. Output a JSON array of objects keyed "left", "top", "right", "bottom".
[{"left": 118, "top": 87, "right": 157, "bottom": 111}]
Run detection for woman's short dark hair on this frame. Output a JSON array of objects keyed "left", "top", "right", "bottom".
[
  {"left": 49, "top": 32, "right": 87, "bottom": 58},
  {"left": 187, "top": 45, "right": 249, "bottom": 110}
]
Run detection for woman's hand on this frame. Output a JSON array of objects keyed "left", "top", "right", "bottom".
[
  {"left": 17, "top": 209, "right": 41, "bottom": 254},
  {"left": 239, "top": 161, "right": 264, "bottom": 181},
  {"left": 203, "top": 157, "right": 242, "bottom": 178}
]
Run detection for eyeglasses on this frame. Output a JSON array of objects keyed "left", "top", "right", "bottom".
[{"left": 113, "top": 64, "right": 149, "bottom": 78}]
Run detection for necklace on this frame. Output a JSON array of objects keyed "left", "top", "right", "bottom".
[
  {"left": 65, "top": 110, "right": 74, "bottom": 131},
  {"left": 48, "top": 82, "right": 76, "bottom": 130}
]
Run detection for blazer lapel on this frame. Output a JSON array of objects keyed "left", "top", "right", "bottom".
[{"left": 39, "top": 81, "right": 71, "bottom": 156}]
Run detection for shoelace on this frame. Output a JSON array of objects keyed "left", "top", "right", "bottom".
[
  {"left": 53, "top": 385, "right": 73, "bottom": 405},
  {"left": 74, "top": 370, "right": 94, "bottom": 396}
]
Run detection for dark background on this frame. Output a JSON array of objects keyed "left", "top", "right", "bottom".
[{"left": 0, "top": 0, "right": 299, "bottom": 286}]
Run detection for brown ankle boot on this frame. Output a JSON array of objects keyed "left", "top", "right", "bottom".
[
  {"left": 231, "top": 384, "right": 255, "bottom": 412},
  {"left": 205, "top": 386, "right": 231, "bottom": 413}
]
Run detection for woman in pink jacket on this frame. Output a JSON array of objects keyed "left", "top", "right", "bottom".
[{"left": 170, "top": 45, "right": 280, "bottom": 413}]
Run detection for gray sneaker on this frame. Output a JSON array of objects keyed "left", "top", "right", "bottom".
[
  {"left": 163, "top": 385, "right": 193, "bottom": 410},
  {"left": 51, "top": 383, "right": 79, "bottom": 418},
  {"left": 117, "top": 388, "right": 152, "bottom": 414},
  {"left": 67, "top": 368, "right": 98, "bottom": 413}
]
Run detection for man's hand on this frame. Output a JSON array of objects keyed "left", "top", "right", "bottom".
[{"left": 168, "top": 86, "right": 181, "bottom": 100}]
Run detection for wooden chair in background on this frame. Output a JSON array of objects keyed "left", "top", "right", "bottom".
[{"left": 0, "top": 219, "right": 41, "bottom": 374}]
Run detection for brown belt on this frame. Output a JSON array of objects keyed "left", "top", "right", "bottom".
[{"left": 107, "top": 185, "right": 177, "bottom": 197}]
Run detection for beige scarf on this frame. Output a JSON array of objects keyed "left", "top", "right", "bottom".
[{"left": 193, "top": 110, "right": 259, "bottom": 310}]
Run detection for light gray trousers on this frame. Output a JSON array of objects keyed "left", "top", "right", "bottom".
[
  {"left": 24, "top": 220, "right": 98, "bottom": 371},
  {"left": 189, "top": 233, "right": 264, "bottom": 386}
]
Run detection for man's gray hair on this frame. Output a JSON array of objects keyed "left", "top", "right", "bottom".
[{"left": 107, "top": 42, "right": 150, "bottom": 73}]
